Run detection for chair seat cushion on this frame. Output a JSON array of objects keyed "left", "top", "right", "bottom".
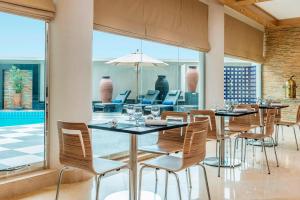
[
  {"left": 162, "top": 100, "right": 174, "bottom": 105},
  {"left": 142, "top": 99, "right": 152, "bottom": 104},
  {"left": 93, "top": 158, "right": 127, "bottom": 175},
  {"left": 112, "top": 99, "right": 122, "bottom": 103}
]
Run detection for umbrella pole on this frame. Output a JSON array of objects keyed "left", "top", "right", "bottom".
[{"left": 136, "top": 64, "right": 139, "bottom": 102}]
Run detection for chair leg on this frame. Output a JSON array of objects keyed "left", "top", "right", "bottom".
[
  {"left": 95, "top": 175, "right": 102, "bottom": 200},
  {"left": 199, "top": 164, "right": 211, "bottom": 200},
  {"left": 138, "top": 165, "right": 147, "bottom": 200},
  {"left": 215, "top": 140, "right": 219, "bottom": 157},
  {"left": 155, "top": 168, "right": 158, "bottom": 193},
  {"left": 218, "top": 139, "right": 221, "bottom": 177},
  {"left": 292, "top": 126, "right": 299, "bottom": 151},
  {"left": 281, "top": 126, "right": 284, "bottom": 141},
  {"left": 262, "top": 139, "right": 270, "bottom": 174},
  {"left": 228, "top": 138, "right": 232, "bottom": 167},
  {"left": 55, "top": 167, "right": 67, "bottom": 200},
  {"left": 170, "top": 172, "right": 182, "bottom": 200},
  {"left": 164, "top": 171, "right": 169, "bottom": 200},
  {"left": 233, "top": 137, "right": 239, "bottom": 167},
  {"left": 241, "top": 138, "right": 244, "bottom": 163},
  {"left": 243, "top": 139, "right": 247, "bottom": 162},
  {"left": 275, "top": 125, "right": 279, "bottom": 145},
  {"left": 185, "top": 168, "right": 192, "bottom": 191},
  {"left": 270, "top": 137, "right": 279, "bottom": 167}
]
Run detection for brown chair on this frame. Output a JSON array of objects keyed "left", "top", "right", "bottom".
[
  {"left": 56, "top": 121, "right": 128, "bottom": 200},
  {"left": 139, "top": 111, "right": 188, "bottom": 155},
  {"left": 139, "top": 120, "right": 211, "bottom": 200},
  {"left": 275, "top": 105, "right": 300, "bottom": 151},
  {"left": 233, "top": 109, "right": 279, "bottom": 174},
  {"left": 138, "top": 111, "right": 189, "bottom": 189},
  {"left": 190, "top": 109, "right": 231, "bottom": 177},
  {"left": 227, "top": 104, "right": 257, "bottom": 133}
]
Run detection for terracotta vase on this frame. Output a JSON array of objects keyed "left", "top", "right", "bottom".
[
  {"left": 13, "top": 93, "right": 22, "bottom": 108},
  {"left": 186, "top": 66, "right": 199, "bottom": 92},
  {"left": 99, "top": 76, "right": 113, "bottom": 103}
]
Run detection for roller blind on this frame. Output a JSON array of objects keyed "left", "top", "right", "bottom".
[
  {"left": 0, "top": 0, "right": 55, "bottom": 21},
  {"left": 225, "top": 14, "right": 264, "bottom": 63},
  {"left": 94, "top": 0, "right": 145, "bottom": 38},
  {"left": 94, "top": 0, "right": 209, "bottom": 52}
]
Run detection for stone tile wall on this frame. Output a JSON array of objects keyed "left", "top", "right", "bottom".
[{"left": 263, "top": 27, "right": 300, "bottom": 121}]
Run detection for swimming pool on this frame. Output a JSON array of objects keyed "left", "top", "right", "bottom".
[{"left": 0, "top": 110, "right": 45, "bottom": 127}]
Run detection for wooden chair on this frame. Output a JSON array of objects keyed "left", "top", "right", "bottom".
[
  {"left": 190, "top": 109, "right": 231, "bottom": 177},
  {"left": 138, "top": 111, "right": 188, "bottom": 187},
  {"left": 227, "top": 104, "right": 257, "bottom": 133},
  {"left": 233, "top": 109, "right": 279, "bottom": 174},
  {"left": 139, "top": 120, "right": 211, "bottom": 200},
  {"left": 275, "top": 105, "right": 300, "bottom": 150},
  {"left": 56, "top": 121, "right": 128, "bottom": 200},
  {"left": 139, "top": 111, "right": 188, "bottom": 155}
]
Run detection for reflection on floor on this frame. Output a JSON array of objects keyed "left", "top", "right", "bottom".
[
  {"left": 0, "top": 124, "right": 44, "bottom": 170},
  {"left": 12, "top": 126, "right": 300, "bottom": 200}
]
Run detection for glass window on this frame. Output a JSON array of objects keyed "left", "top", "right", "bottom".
[
  {"left": 92, "top": 31, "right": 205, "bottom": 158},
  {"left": 0, "top": 12, "right": 47, "bottom": 176}
]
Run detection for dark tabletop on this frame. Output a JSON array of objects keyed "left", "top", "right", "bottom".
[
  {"left": 215, "top": 110, "right": 258, "bottom": 117},
  {"left": 88, "top": 122, "right": 188, "bottom": 135},
  {"left": 259, "top": 104, "right": 289, "bottom": 109}
]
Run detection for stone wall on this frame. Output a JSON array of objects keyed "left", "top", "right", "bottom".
[
  {"left": 263, "top": 26, "right": 300, "bottom": 121},
  {"left": 4, "top": 70, "right": 33, "bottom": 109}
]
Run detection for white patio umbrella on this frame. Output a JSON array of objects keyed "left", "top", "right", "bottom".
[{"left": 106, "top": 51, "right": 168, "bottom": 99}]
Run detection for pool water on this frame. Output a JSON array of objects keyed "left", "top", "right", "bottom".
[{"left": 0, "top": 110, "right": 45, "bottom": 127}]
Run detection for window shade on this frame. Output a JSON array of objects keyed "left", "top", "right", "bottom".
[
  {"left": 0, "top": 0, "right": 55, "bottom": 21},
  {"left": 94, "top": 0, "right": 209, "bottom": 52},
  {"left": 225, "top": 14, "right": 264, "bottom": 63},
  {"left": 94, "top": 0, "right": 145, "bottom": 38}
]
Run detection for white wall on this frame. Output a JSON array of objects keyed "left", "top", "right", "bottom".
[
  {"left": 49, "top": 0, "right": 93, "bottom": 168},
  {"left": 205, "top": 0, "right": 224, "bottom": 108}
]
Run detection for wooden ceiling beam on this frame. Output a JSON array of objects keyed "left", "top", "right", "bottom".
[
  {"left": 277, "top": 17, "right": 300, "bottom": 28},
  {"left": 234, "top": 0, "right": 271, "bottom": 6},
  {"left": 220, "top": 0, "right": 278, "bottom": 27}
]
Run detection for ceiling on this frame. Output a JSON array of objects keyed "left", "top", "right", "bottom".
[
  {"left": 220, "top": 0, "right": 300, "bottom": 28},
  {"left": 256, "top": 0, "right": 300, "bottom": 20}
]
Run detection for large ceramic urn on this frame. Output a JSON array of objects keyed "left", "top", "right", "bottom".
[
  {"left": 99, "top": 76, "right": 113, "bottom": 103},
  {"left": 186, "top": 66, "right": 199, "bottom": 92},
  {"left": 155, "top": 75, "right": 169, "bottom": 100}
]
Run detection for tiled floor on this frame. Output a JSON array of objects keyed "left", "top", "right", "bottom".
[
  {"left": 12, "top": 126, "right": 300, "bottom": 200},
  {"left": 0, "top": 124, "right": 44, "bottom": 170}
]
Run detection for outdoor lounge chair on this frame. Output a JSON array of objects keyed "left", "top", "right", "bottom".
[
  {"left": 139, "top": 90, "right": 160, "bottom": 105},
  {"left": 93, "top": 90, "right": 131, "bottom": 112},
  {"left": 144, "top": 90, "right": 181, "bottom": 112}
]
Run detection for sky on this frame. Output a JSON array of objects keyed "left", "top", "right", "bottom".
[{"left": 0, "top": 12, "right": 200, "bottom": 61}]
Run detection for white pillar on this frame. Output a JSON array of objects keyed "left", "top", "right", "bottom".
[
  {"left": 205, "top": 0, "right": 224, "bottom": 109},
  {"left": 49, "top": 0, "right": 93, "bottom": 168}
]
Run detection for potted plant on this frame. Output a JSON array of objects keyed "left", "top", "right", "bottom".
[{"left": 9, "top": 66, "right": 24, "bottom": 108}]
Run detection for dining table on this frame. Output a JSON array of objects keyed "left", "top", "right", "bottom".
[
  {"left": 204, "top": 109, "right": 258, "bottom": 168},
  {"left": 88, "top": 119, "right": 188, "bottom": 200}
]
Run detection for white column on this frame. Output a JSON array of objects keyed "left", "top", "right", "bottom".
[
  {"left": 48, "top": 0, "right": 93, "bottom": 168},
  {"left": 205, "top": 0, "right": 224, "bottom": 109}
]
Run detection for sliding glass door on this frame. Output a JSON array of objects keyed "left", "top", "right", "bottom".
[{"left": 0, "top": 12, "right": 47, "bottom": 176}]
